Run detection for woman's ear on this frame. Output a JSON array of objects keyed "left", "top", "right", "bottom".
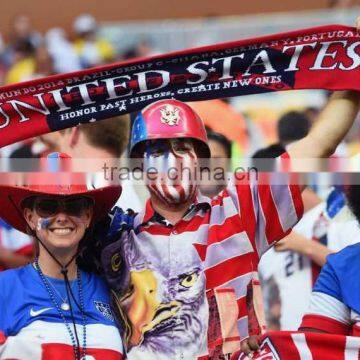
[
  {"left": 84, "top": 207, "right": 94, "bottom": 228},
  {"left": 23, "top": 208, "right": 36, "bottom": 231}
]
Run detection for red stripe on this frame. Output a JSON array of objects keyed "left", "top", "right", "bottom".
[
  {"left": 15, "top": 243, "right": 34, "bottom": 257},
  {"left": 306, "top": 331, "right": 347, "bottom": 360},
  {"left": 143, "top": 224, "right": 172, "bottom": 236},
  {"left": 289, "top": 183, "right": 304, "bottom": 219},
  {"left": 142, "top": 199, "right": 155, "bottom": 223},
  {"left": 0, "top": 330, "right": 6, "bottom": 344},
  {"left": 258, "top": 185, "right": 285, "bottom": 244},
  {"left": 299, "top": 314, "right": 350, "bottom": 335},
  {"left": 235, "top": 182, "right": 257, "bottom": 253},
  {"left": 351, "top": 324, "right": 360, "bottom": 336},
  {"left": 173, "top": 184, "right": 186, "bottom": 202},
  {"left": 176, "top": 213, "right": 210, "bottom": 233},
  {"left": 223, "top": 336, "right": 241, "bottom": 342},
  {"left": 193, "top": 243, "right": 207, "bottom": 261},
  {"left": 207, "top": 215, "right": 245, "bottom": 245},
  {"left": 205, "top": 253, "right": 254, "bottom": 289},
  {"left": 237, "top": 296, "right": 247, "bottom": 318},
  {"left": 311, "top": 259, "right": 321, "bottom": 286}
]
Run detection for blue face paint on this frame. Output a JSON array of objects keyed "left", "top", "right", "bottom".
[{"left": 37, "top": 218, "right": 51, "bottom": 231}]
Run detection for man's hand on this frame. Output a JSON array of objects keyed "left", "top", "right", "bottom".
[
  {"left": 240, "top": 335, "right": 261, "bottom": 356},
  {"left": 274, "top": 231, "right": 310, "bottom": 253},
  {"left": 274, "top": 231, "right": 333, "bottom": 267}
]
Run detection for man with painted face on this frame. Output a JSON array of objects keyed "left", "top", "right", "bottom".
[{"left": 101, "top": 91, "right": 360, "bottom": 359}]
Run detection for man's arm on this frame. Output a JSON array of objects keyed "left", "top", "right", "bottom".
[
  {"left": 274, "top": 232, "right": 333, "bottom": 267},
  {"left": 288, "top": 90, "right": 360, "bottom": 159}
]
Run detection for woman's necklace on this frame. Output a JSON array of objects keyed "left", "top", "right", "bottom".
[
  {"left": 46, "top": 276, "right": 76, "bottom": 312},
  {"left": 34, "top": 258, "right": 87, "bottom": 360}
]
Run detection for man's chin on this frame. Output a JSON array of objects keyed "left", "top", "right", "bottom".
[{"left": 199, "top": 184, "right": 224, "bottom": 198}]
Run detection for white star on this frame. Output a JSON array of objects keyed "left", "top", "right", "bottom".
[
  {"left": 89, "top": 118, "right": 97, "bottom": 123},
  {"left": 119, "top": 103, "right": 126, "bottom": 111},
  {"left": 208, "top": 67, "right": 216, "bottom": 72}
]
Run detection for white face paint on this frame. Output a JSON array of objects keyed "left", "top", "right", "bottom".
[{"left": 144, "top": 139, "right": 198, "bottom": 205}]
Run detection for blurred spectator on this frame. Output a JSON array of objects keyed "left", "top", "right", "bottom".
[
  {"left": 328, "top": 0, "right": 360, "bottom": 7},
  {"left": 45, "top": 28, "right": 81, "bottom": 73},
  {"left": 261, "top": 276, "right": 281, "bottom": 331},
  {"left": 277, "top": 111, "right": 310, "bottom": 146},
  {"left": 199, "top": 126, "right": 232, "bottom": 198},
  {"left": 52, "top": 116, "right": 130, "bottom": 159},
  {"left": 252, "top": 143, "right": 286, "bottom": 172},
  {"left": 299, "top": 184, "right": 360, "bottom": 335},
  {"left": 31, "top": 45, "right": 55, "bottom": 78},
  {"left": 9, "top": 137, "right": 50, "bottom": 171},
  {"left": 304, "top": 106, "right": 321, "bottom": 125},
  {"left": 4, "top": 39, "right": 36, "bottom": 84},
  {"left": 73, "top": 14, "right": 115, "bottom": 68},
  {"left": 255, "top": 145, "right": 360, "bottom": 331},
  {"left": 2, "top": 13, "right": 41, "bottom": 68},
  {"left": 0, "top": 218, "right": 33, "bottom": 271},
  {"left": 4, "top": 39, "right": 55, "bottom": 84},
  {"left": 123, "top": 39, "right": 161, "bottom": 60}
]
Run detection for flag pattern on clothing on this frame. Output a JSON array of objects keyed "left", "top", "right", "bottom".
[
  {"left": 0, "top": 218, "right": 33, "bottom": 271},
  {"left": 103, "top": 166, "right": 303, "bottom": 360},
  {"left": 301, "top": 243, "right": 360, "bottom": 336},
  {"left": 235, "top": 331, "right": 360, "bottom": 359},
  {"left": 0, "top": 264, "right": 124, "bottom": 359}
]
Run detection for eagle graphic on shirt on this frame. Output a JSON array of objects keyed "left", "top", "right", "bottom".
[{"left": 107, "top": 230, "right": 209, "bottom": 360}]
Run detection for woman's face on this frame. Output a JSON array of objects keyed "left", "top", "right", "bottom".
[{"left": 23, "top": 196, "right": 93, "bottom": 253}]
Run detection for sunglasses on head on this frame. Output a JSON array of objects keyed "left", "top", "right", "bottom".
[{"left": 33, "top": 197, "right": 94, "bottom": 218}]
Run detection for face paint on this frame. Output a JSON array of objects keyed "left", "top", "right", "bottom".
[
  {"left": 36, "top": 217, "right": 51, "bottom": 231},
  {"left": 144, "top": 139, "right": 198, "bottom": 205}
]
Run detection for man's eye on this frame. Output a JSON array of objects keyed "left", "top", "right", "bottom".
[
  {"left": 179, "top": 272, "right": 198, "bottom": 288},
  {"left": 174, "top": 147, "right": 187, "bottom": 153},
  {"left": 174, "top": 143, "right": 192, "bottom": 153},
  {"left": 150, "top": 149, "right": 164, "bottom": 157}
]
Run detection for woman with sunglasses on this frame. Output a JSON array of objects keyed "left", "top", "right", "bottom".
[{"left": 0, "top": 153, "right": 124, "bottom": 359}]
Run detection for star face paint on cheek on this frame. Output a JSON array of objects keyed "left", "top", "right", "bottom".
[{"left": 37, "top": 218, "right": 51, "bottom": 231}]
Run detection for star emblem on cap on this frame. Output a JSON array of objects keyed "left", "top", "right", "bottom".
[{"left": 160, "top": 105, "right": 180, "bottom": 126}]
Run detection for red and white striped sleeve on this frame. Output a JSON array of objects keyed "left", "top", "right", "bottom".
[
  {"left": 300, "top": 292, "right": 351, "bottom": 335},
  {"left": 230, "top": 153, "right": 303, "bottom": 257},
  {"left": 0, "top": 331, "right": 5, "bottom": 345},
  {"left": 299, "top": 255, "right": 352, "bottom": 335}
]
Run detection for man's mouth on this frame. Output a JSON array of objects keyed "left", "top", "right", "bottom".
[{"left": 49, "top": 227, "right": 75, "bottom": 235}]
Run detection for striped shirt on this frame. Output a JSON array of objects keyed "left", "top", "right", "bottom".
[
  {"left": 300, "top": 243, "right": 360, "bottom": 336},
  {"left": 110, "top": 170, "right": 303, "bottom": 360}
]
